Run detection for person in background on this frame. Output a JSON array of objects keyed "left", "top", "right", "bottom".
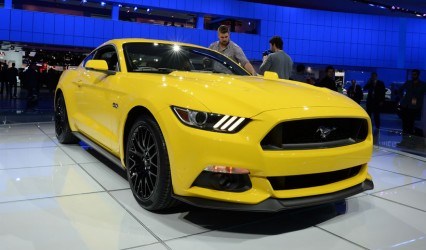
[
  {"left": 258, "top": 36, "right": 293, "bottom": 79},
  {"left": 290, "top": 64, "right": 307, "bottom": 82},
  {"left": 397, "top": 69, "right": 426, "bottom": 146},
  {"left": 25, "top": 63, "right": 39, "bottom": 111},
  {"left": 364, "top": 72, "right": 386, "bottom": 130},
  {"left": 0, "top": 63, "right": 8, "bottom": 95},
  {"left": 7, "top": 62, "right": 19, "bottom": 99},
  {"left": 209, "top": 25, "right": 257, "bottom": 75},
  {"left": 316, "top": 65, "right": 338, "bottom": 91},
  {"left": 347, "top": 79, "right": 363, "bottom": 104}
]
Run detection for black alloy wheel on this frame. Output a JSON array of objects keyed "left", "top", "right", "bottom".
[
  {"left": 55, "top": 93, "right": 78, "bottom": 144},
  {"left": 126, "top": 115, "right": 178, "bottom": 211}
]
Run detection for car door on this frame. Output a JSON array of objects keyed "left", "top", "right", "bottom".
[{"left": 76, "top": 45, "right": 120, "bottom": 150}]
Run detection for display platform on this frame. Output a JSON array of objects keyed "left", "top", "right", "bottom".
[{"left": 1, "top": 122, "right": 426, "bottom": 249}]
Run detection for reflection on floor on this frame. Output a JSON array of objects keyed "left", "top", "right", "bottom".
[
  {"left": 0, "top": 87, "right": 55, "bottom": 124},
  {"left": 376, "top": 128, "right": 426, "bottom": 157},
  {"left": 1, "top": 122, "right": 426, "bottom": 249}
]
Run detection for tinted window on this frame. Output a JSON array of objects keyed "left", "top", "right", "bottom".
[
  {"left": 93, "top": 45, "right": 120, "bottom": 71},
  {"left": 81, "top": 45, "right": 120, "bottom": 72},
  {"left": 123, "top": 42, "right": 249, "bottom": 76}
]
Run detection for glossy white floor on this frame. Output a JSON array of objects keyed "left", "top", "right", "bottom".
[{"left": 1, "top": 122, "right": 426, "bottom": 250}]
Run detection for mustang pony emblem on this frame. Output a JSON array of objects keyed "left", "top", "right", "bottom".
[{"left": 316, "top": 126, "right": 337, "bottom": 139}]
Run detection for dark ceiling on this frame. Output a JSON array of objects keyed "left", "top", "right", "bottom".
[{"left": 242, "top": 0, "right": 426, "bottom": 18}]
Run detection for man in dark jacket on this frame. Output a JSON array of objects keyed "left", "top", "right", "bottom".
[
  {"left": 347, "top": 79, "right": 363, "bottom": 104},
  {"left": 25, "top": 63, "right": 39, "bottom": 111},
  {"left": 0, "top": 63, "right": 8, "bottom": 95},
  {"left": 398, "top": 69, "right": 426, "bottom": 146},
  {"left": 316, "top": 65, "right": 337, "bottom": 91},
  {"left": 7, "top": 62, "right": 19, "bottom": 98},
  {"left": 364, "top": 72, "right": 386, "bottom": 129}
]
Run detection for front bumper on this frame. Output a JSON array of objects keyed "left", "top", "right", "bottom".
[
  {"left": 174, "top": 179, "right": 373, "bottom": 212},
  {"left": 157, "top": 105, "right": 373, "bottom": 204}
]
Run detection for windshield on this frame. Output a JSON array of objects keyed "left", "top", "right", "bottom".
[{"left": 123, "top": 42, "right": 249, "bottom": 76}]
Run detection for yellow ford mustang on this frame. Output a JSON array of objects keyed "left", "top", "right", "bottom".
[{"left": 55, "top": 38, "right": 373, "bottom": 212}]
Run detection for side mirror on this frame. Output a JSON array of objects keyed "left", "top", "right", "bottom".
[
  {"left": 85, "top": 60, "right": 116, "bottom": 75},
  {"left": 263, "top": 71, "right": 279, "bottom": 80}
]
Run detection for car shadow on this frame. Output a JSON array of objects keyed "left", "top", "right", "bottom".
[
  {"left": 177, "top": 200, "right": 347, "bottom": 235},
  {"left": 84, "top": 143, "right": 348, "bottom": 235}
]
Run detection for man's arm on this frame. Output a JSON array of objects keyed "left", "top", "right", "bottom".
[
  {"left": 244, "top": 61, "right": 256, "bottom": 76},
  {"left": 379, "top": 81, "right": 386, "bottom": 101},
  {"left": 356, "top": 85, "right": 364, "bottom": 101},
  {"left": 258, "top": 56, "right": 271, "bottom": 75},
  {"left": 233, "top": 44, "right": 256, "bottom": 75}
]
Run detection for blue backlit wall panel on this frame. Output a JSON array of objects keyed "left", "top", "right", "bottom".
[{"left": 1, "top": 1, "right": 426, "bottom": 70}]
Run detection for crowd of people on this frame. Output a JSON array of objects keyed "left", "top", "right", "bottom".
[{"left": 0, "top": 62, "right": 61, "bottom": 110}]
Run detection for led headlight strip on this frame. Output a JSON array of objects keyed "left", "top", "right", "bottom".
[
  {"left": 172, "top": 106, "right": 248, "bottom": 133},
  {"left": 213, "top": 115, "right": 246, "bottom": 131}
]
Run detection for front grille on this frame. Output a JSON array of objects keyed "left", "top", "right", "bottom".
[
  {"left": 268, "top": 165, "right": 362, "bottom": 190},
  {"left": 261, "top": 118, "right": 368, "bottom": 150}
]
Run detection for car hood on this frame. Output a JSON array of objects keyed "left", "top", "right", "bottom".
[{"left": 168, "top": 72, "right": 360, "bottom": 117}]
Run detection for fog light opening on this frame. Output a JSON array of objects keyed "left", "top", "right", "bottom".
[
  {"left": 193, "top": 167, "right": 252, "bottom": 192},
  {"left": 210, "top": 173, "right": 249, "bottom": 191},
  {"left": 216, "top": 173, "right": 232, "bottom": 189}
]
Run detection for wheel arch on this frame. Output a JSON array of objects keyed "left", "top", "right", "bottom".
[
  {"left": 54, "top": 88, "right": 79, "bottom": 132},
  {"left": 121, "top": 106, "right": 156, "bottom": 167}
]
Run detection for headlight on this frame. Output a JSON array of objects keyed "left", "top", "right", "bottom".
[{"left": 171, "top": 106, "right": 249, "bottom": 133}]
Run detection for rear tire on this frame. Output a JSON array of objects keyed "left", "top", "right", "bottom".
[
  {"left": 125, "top": 115, "right": 179, "bottom": 211},
  {"left": 55, "top": 93, "right": 78, "bottom": 144}
]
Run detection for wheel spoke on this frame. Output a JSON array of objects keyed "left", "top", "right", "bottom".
[
  {"left": 136, "top": 175, "right": 143, "bottom": 196},
  {"left": 148, "top": 171, "right": 157, "bottom": 189},
  {"left": 148, "top": 151, "right": 158, "bottom": 162},
  {"left": 144, "top": 175, "right": 153, "bottom": 197},
  {"left": 129, "top": 146, "right": 144, "bottom": 159}
]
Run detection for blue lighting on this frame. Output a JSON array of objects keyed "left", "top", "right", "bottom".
[
  {"left": 118, "top": 4, "right": 122, "bottom": 7},
  {"left": 134, "top": 6, "right": 138, "bottom": 11},
  {"left": 100, "top": 1, "right": 106, "bottom": 7}
]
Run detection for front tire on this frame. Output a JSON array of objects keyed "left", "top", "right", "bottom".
[
  {"left": 126, "top": 115, "right": 178, "bottom": 211},
  {"left": 55, "top": 93, "right": 78, "bottom": 144}
]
